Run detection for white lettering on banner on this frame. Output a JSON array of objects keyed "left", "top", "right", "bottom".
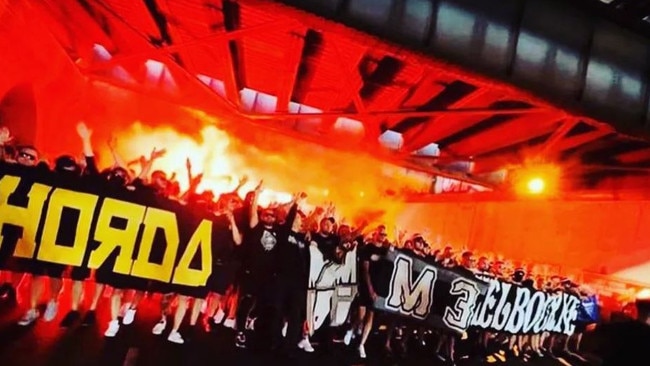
[
  {"left": 526, "top": 291, "right": 546, "bottom": 333},
  {"left": 542, "top": 294, "right": 561, "bottom": 332},
  {"left": 385, "top": 254, "right": 437, "bottom": 320},
  {"left": 559, "top": 294, "right": 580, "bottom": 335},
  {"left": 471, "top": 278, "right": 499, "bottom": 328},
  {"left": 504, "top": 286, "right": 531, "bottom": 334},
  {"left": 443, "top": 278, "right": 480, "bottom": 332},
  {"left": 470, "top": 277, "right": 580, "bottom": 335},
  {"left": 491, "top": 282, "right": 512, "bottom": 331},
  {"left": 306, "top": 246, "right": 357, "bottom": 335}
]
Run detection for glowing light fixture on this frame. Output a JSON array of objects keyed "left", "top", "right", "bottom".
[
  {"left": 512, "top": 163, "right": 560, "bottom": 197},
  {"left": 526, "top": 177, "right": 545, "bottom": 194}
]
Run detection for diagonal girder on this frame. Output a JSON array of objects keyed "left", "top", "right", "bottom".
[
  {"left": 400, "top": 89, "right": 505, "bottom": 152},
  {"left": 83, "top": 19, "right": 301, "bottom": 72},
  {"left": 554, "top": 129, "right": 612, "bottom": 152},
  {"left": 535, "top": 119, "right": 580, "bottom": 157},
  {"left": 445, "top": 112, "right": 565, "bottom": 157}
]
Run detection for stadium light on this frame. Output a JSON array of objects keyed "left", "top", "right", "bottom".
[
  {"left": 512, "top": 163, "right": 560, "bottom": 197},
  {"left": 526, "top": 177, "right": 545, "bottom": 194}
]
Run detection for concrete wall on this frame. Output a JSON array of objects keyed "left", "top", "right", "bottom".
[{"left": 397, "top": 199, "right": 650, "bottom": 279}]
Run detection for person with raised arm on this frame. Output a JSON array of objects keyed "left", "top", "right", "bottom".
[
  {"left": 102, "top": 146, "right": 167, "bottom": 338},
  {"left": 17, "top": 126, "right": 96, "bottom": 326},
  {"left": 58, "top": 122, "right": 105, "bottom": 327},
  {"left": 233, "top": 180, "right": 296, "bottom": 349}
]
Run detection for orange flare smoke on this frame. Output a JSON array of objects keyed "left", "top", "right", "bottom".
[{"left": 102, "top": 109, "right": 430, "bottom": 228}]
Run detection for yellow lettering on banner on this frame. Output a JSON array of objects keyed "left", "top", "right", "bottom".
[
  {"left": 0, "top": 175, "right": 51, "bottom": 258},
  {"left": 88, "top": 198, "right": 146, "bottom": 274},
  {"left": 172, "top": 219, "right": 213, "bottom": 287},
  {"left": 37, "top": 189, "right": 99, "bottom": 266},
  {"left": 130, "top": 208, "right": 179, "bottom": 282}
]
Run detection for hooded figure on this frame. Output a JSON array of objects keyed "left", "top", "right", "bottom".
[{"left": 54, "top": 155, "right": 81, "bottom": 177}]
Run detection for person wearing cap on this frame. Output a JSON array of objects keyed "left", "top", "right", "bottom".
[
  {"left": 512, "top": 268, "right": 526, "bottom": 285},
  {"left": 234, "top": 181, "right": 295, "bottom": 350},
  {"left": 411, "top": 234, "right": 428, "bottom": 258}
]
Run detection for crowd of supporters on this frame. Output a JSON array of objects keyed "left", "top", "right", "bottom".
[{"left": 0, "top": 123, "right": 598, "bottom": 364}]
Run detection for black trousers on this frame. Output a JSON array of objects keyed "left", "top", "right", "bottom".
[
  {"left": 236, "top": 271, "right": 307, "bottom": 349},
  {"left": 235, "top": 271, "right": 281, "bottom": 341},
  {"left": 276, "top": 277, "right": 307, "bottom": 350}
]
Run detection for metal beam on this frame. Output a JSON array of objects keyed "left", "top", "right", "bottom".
[
  {"left": 445, "top": 112, "right": 565, "bottom": 157},
  {"left": 554, "top": 129, "right": 611, "bottom": 152},
  {"left": 83, "top": 20, "right": 300, "bottom": 72},
  {"left": 276, "top": 0, "right": 650, "bottom": 137},
  {"left": 400, "top": 88, "right": 502, "bottom": 152},
  {"left": 582, "top": 164, "right": 650, "bottom": 173},
  {"left": 275, "top": 31, "right": 306, "bottom": 112},
  {"left": 315, "top": 43, "right": 368, "bottom": 133},
  {"left": 218, "top": 38, "right": 241, "bottom": 109},
  {"left": 242, "top": 106, "right": 551, "bottom": 120},
  {"left": 535, "top": 118, "right": 580, "bottom": 156},
  {"left": 616, "top": 147, "right": 650, "bottom": 163},
  {"left": 89, "top": 50, "right": 495, "bottom": 189},
  {"left": 470, "top": 152, "right": 522, "bottom": 174}
]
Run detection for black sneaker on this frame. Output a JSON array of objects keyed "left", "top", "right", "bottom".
[
  {"left": 60, "top": 310, "right": 81, "bottom": 327},
  {"left": 202, "top": 317, "right": 218, "bottom": 333},
  {"left": 81, "top": 310, "right": 96, "bottom": 326},
  {"left": 235, "top": 332, "right": 247, "bottom": 349}
]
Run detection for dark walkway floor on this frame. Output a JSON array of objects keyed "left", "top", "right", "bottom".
[{"left": 0, "top": 283, "right": 637, "bottom": 366}]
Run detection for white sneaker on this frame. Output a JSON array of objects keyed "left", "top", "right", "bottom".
[
  {"left": 152, "top": 318, "right": 167, "bottom": 335},
  {"left": 343, "top": 330, "right": 354, "bottom": 346},
  {"left": 358, "top": 344, "right": 367, "bottom": 359},
  {"left": 18, "top": 309, "right": 39, "bottom": 326},
  {"left": 245, "top": 317, "right": 256, "bottom": 331},
  {"left": 223, "top": 318, "right": 235, "bottom": 329},
  {"left": 120, "top": 302, "right": 131, "bottom": 318},
  {"left": 213, "top": 308, "right": 225, "bottom": 324},
  {"left": 104, "top": 320, "right": 120, "bottom": 337},
  {"left": 167, "top": 330, "right": 184, "bottom": 344},
  {"left": 281, "top": 322, "right": 288, "bottom": 337},
  {"left": 298, "top": 337, "right": 314, "bottom": 353},
  {"left": 43, "top": 300, "right": 58, "bottom": 322},
  {"left": 122, "top": 308, "right": 136, "bottom": 325}
]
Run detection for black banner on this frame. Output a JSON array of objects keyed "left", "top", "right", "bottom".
[
  {"left": 372, "top": 250, "right": 489, "bottom": 333},
  {"left": 371, "top": 251, "right": 580, "bottom": 335},
  {"left": 0, "top": 163, "right": 215, "bottom": 297}
]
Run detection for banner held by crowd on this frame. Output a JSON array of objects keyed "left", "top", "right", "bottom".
[{"left": 0, "top": 122, "right": 601, "bottom": 363}]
